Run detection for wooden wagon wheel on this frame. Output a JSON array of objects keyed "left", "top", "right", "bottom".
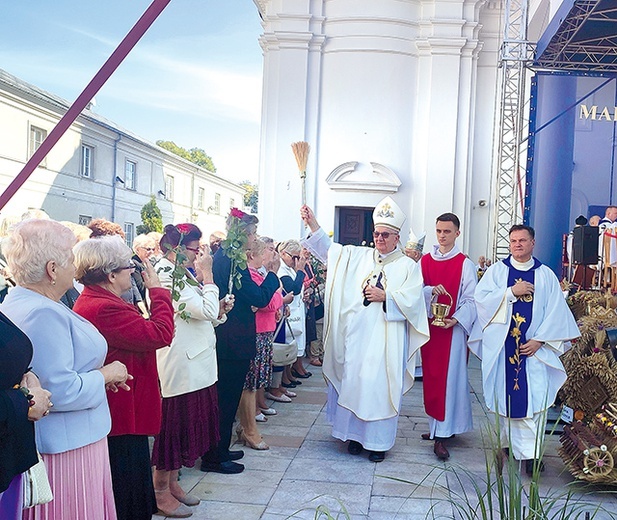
[{"left": 583, "top": 446, "right": 614, "bottom": 476}]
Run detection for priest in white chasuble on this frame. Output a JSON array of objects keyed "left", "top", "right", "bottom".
[
  {"left": 468, "top": 224, "right": 580, "bottom": 475},
  {"left": 301, "top": 197, "right": 429, "bottom": 462}
]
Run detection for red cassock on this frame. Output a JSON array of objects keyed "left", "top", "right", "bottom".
[{"left": 420, "top": 253, "right": 465, "bottom": 421}]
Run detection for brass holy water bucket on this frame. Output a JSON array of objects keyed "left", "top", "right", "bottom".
[{"left": 431, "top": 292, "right": 453, "bottom": 327}]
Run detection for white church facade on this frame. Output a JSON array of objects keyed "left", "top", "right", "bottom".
[{"left": 253, "top": 0, "right": 556, "bottom": 259}]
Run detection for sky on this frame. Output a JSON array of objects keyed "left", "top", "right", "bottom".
[{"left": 0, "top": 0, "right": 264, "bottom": 184}]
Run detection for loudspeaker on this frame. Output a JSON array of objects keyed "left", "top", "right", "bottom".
[{"left": 572, "top": 226, "right": 599, "bottom": 265}]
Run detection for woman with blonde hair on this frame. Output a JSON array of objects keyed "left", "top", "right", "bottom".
[{"left": 0, "top": 219, "right": 130, "bottom": 520}]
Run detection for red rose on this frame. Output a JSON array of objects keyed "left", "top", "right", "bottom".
[
  {"left": 230, "top": 208, "right": 245, "bottom": 219},
  {"left": 176, "top": 223, "right": 191, "bottom": 234}
]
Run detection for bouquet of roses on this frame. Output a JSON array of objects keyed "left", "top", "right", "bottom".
[{"left": 220, "top": 208, "right": 249, "bottom": 293}]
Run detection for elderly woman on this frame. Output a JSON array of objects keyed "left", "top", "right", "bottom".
[
  {"left": 0, "top": 219, "right": 130, "bottom": 520},
  {"left": 152, "top": 223, "right": 233, "bottom": 517},
  {"left": 131, "top": 234, "right": 157, "bottom": 300},
  {"left": 236, "top": 239, "right": 284, "bottom": 450},
  {"left": 0, "top": 313, "right": 52, "bottom": 520},
  {"left": 277, "top": 240, "right": 310, "bottom": 383},
  {"left": 72, "top": 236, "right": 174, "bottom": 520}
]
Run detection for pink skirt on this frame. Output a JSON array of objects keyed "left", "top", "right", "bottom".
[{"left": 23, "top": 438, "right": 117, "bottom": 520}]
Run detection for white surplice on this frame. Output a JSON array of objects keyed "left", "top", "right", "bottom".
[
  {"left": 468, "top": 256, "right": 580, "bottom": 459},
  {"left": 303, "top": 228, "right": 429, "bottom": 450},
  {"left": 421, "top": 245, "right": 477, "bottom": 438}
]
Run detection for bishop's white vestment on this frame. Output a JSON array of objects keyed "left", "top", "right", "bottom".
[
  {"left": 468, "top": 256, "right": 580, "bottom": 459},
  {"left": 303, "top": 228, "right": 429, "bottom": 451}
]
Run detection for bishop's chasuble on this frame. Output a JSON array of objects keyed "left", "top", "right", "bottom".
[{"left": 303, "top": 228, "right": 429, "bottom": 451}]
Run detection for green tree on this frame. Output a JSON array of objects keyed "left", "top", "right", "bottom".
[
  {"left": 136, "top": 195, "right": 163, "bottom": 235},
  {"left": 239, "top": 180, "right": 258, "bottom": 213},
  {"left": 156, "top": 140, "right": 217, "bottom": 173}
]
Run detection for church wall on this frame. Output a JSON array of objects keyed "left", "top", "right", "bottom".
[{"left": 257, "top": 0, "right": 502, "bottom": 259}]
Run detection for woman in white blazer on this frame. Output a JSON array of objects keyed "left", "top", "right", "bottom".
[{"left": 152, "top": 223, "right": 233, "bottom": 518}]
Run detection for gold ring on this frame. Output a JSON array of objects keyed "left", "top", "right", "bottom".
[{"left": 49, "top": 402, "right": 54, "bottom": 407}]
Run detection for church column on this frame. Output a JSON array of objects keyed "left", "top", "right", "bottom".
[
  {"left": 412, "top": 0, "right": 484, "bottom": 246},
  {"left": 256, "top": 0, "right": 325, "bottom": 238}
]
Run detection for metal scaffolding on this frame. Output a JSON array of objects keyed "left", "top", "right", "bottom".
[
  {"left": 493, "top": 0, "right": 536, "bottom": 260},
  {"left": 536, "top": 0, "right": 617, "bottom": 71}
]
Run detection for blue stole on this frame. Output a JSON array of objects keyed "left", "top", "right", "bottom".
[{"left": 503, "top": 256, "right": 542, "bottom": 418}]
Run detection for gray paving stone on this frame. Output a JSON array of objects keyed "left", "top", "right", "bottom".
[{"left": 151, "top": 359, "right": 616, "bottom": 519}]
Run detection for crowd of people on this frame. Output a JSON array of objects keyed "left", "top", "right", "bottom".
[
  {"left": 0, "top": 208, "right": 326, "bottom": 519},
  {"left": 0, "top": 196, "right": 581, "bottom": 519}
]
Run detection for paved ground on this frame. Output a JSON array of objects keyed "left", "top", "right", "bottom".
[{"left": 166, "top": 357, "right": 617, "bottom": 519}]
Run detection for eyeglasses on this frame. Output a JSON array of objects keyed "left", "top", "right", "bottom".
[
  {"left": 116, "top": 261, "right": 136, "bottom": 271},
  {"left": 138, "top": 247, "right": 155, "bottom": 252},
  {"left": 373, "top": 231, "right": 397, "bottom": 239},
  {"left": 185, "top": 246, "right": 200, "bottom": 253},
  {"left": 285, "top": 251, "right": 300, "bottom": 261}
]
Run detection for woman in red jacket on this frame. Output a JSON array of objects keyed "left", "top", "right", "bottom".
[{"left": 73, "top": 236, "right": 174, "bottom": 520}]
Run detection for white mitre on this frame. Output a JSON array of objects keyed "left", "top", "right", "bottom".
[
  {"left": 406, "top": 228, "right": 426, "bottom": 252},
  {"left": 372, "top": 196, "right": 406, "bottom": 232}
]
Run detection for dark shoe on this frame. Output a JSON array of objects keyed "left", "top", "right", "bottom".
[
  {"left": 434, "top": 441, "right": 450, "bottom": 461},
  {"left": 347, "top": 440, "right": 363, "bottom": 455},
  {"left": 422, "top": 433, "right": 455, "bottom": 441},
  {"left": 289, "top": 379, "right": 302, "bottom": 385},
  {"left": 292, "top": 369, "right": 311, "bottom": 379},
  {"left": 525, "top": 459, "right": 545, "bottom": 476},
  {"left": 200, "top": 460, "right": 244, "bottom": 474},
  {"left": 228, "top": 450, "right": 244, "bottom": 461},
  {"left": 368, "top": 451, "right": 385, "bottom": 462},
  {"left": 281, "top": 382, "right": 297, "bottom": 388}
]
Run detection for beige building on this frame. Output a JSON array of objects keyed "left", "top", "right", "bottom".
[{"left": 0, "top": 68, "right": 244, "bottom": 245}]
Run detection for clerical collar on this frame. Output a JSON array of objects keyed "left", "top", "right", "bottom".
[
  {"left": 510, "top": 257, "right": 534, "bottom": 271},
  {"left": 373, "top": 247, "right": 404, "bottom": 266},
  {"left": 431, "top": 244, "right": 460, "bottom": 261}
]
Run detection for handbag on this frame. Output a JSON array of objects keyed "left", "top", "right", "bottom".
[
  {"left": 272, "top": 318, "right": 298, "bottom": 367},
  {"left": 22, "top": 452, "right": 53, "bottom": 509}
]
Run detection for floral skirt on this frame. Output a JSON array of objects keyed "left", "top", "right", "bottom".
[{"left": 244, "top": 331, "right": 274, "bottom": 391}]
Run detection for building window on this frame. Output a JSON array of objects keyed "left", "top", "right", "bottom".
[
  {"left": 125, "top": 160, "right": 136, "bottom": 190},
  {"left": 165, "top": 175, "right": 174, "bottom": 201},
  {"left": 78, "top": 215, "right": 92, "bottom": 226},
  {"left": 124, "top": 223, "right": 135, "bottom": 248},
  {"left": 81, "top": 145, "right": 93, "bottom": 178},
  {"left": 230, "top": 198, "right": 235, "bottom": 209},
  {"left": 29, "top": 125, "right": 47, "bottom": 165},
  {"left": 214, "top": 193, "right": 221, "bottom": 214},
  {"left": 197, "top": 187, "right": 205, "bottom": 210}
]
